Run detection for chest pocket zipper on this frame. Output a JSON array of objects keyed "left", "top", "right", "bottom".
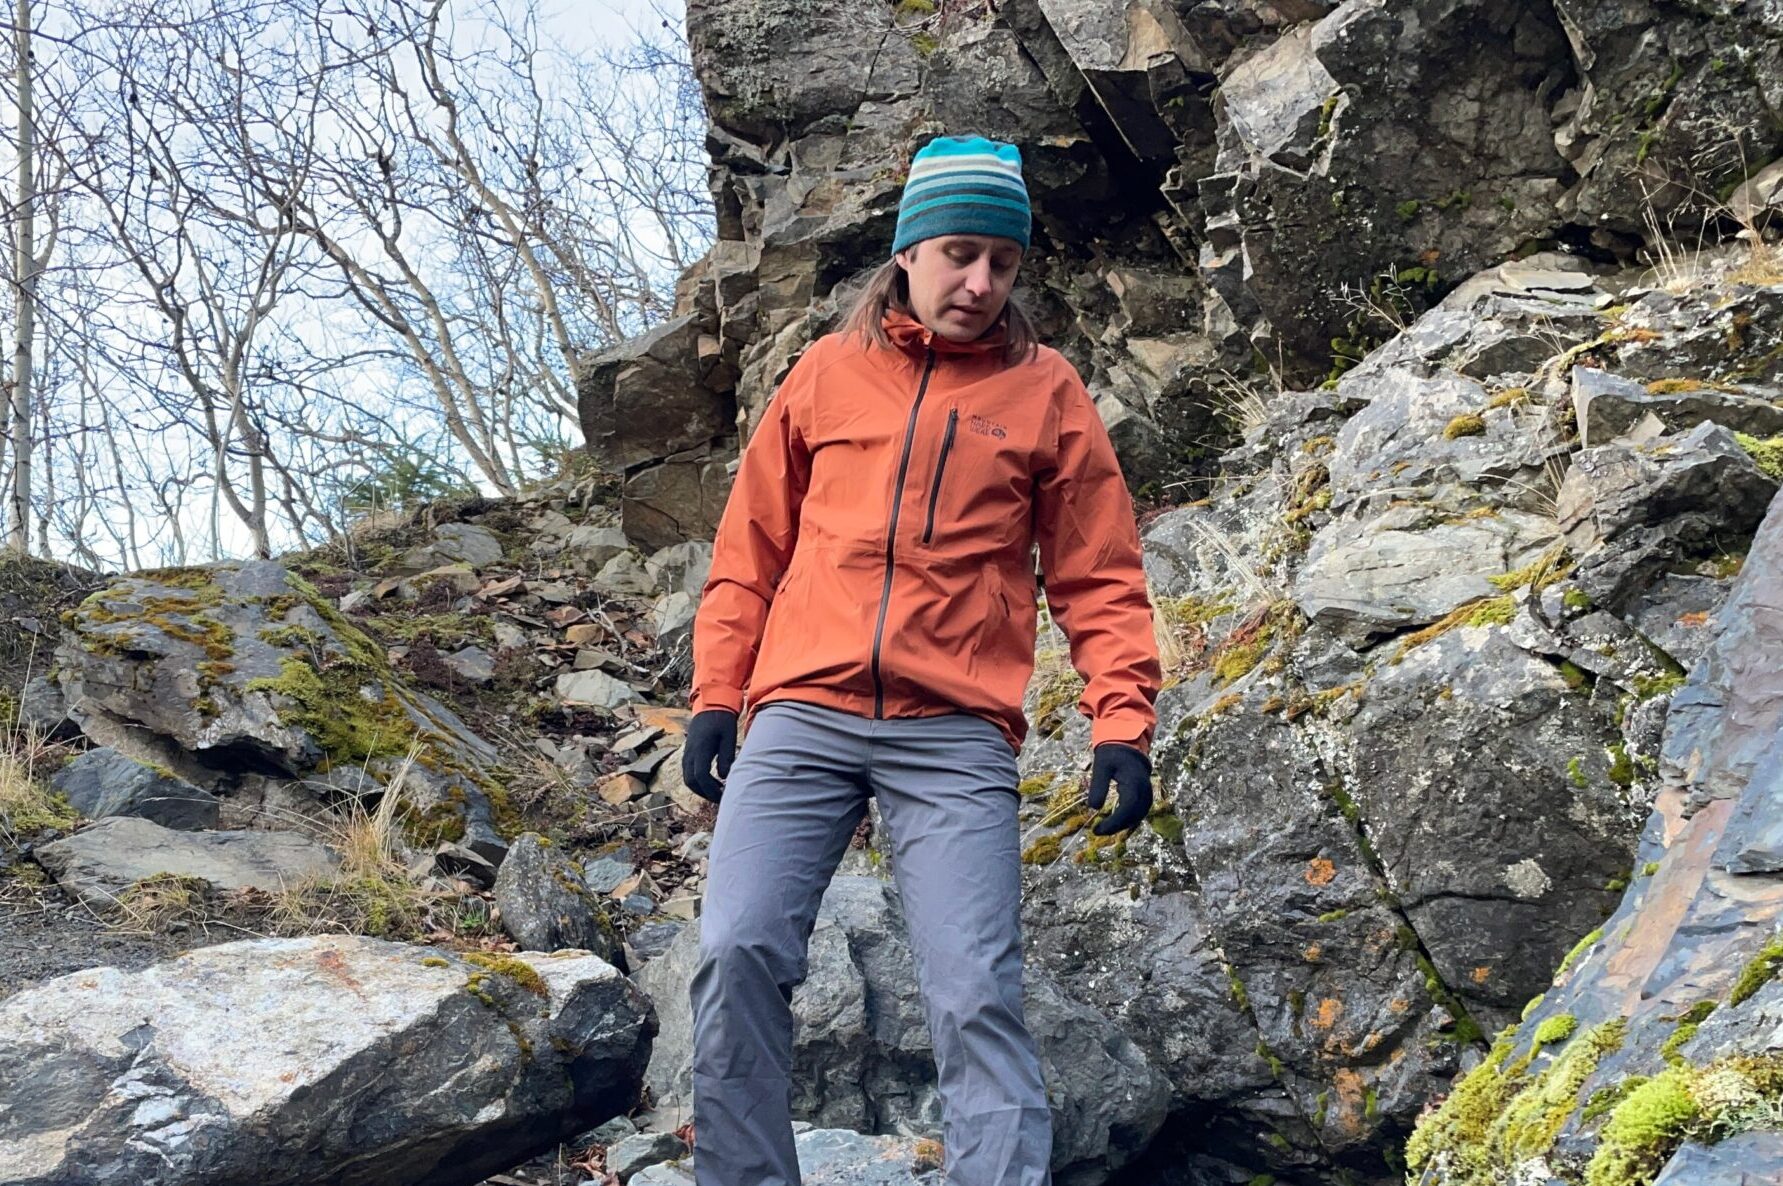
[{"left": 922, "top": 408, "right": 959, "bottom": 545}]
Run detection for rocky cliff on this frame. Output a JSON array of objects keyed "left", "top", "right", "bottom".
[
  {"left": 569, "top": 1, "right": 1783, "bottom": 1184},
  {"left": 4, "top": 3, "right": 1783, "bottom": 1186}
]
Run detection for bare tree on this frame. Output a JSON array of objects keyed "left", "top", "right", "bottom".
[{"left": 2, "top": 0, "right": 711, "bottom": 568}]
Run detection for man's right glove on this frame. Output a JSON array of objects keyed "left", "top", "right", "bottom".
[{"left": 682, "top": 710, "right": 738, "bottom": 804}]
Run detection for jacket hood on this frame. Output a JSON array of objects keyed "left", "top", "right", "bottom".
[{"left": 882, "top": 307, "right": 1009, "bottom": 359}]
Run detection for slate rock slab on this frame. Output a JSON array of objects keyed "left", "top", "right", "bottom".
[
  {"left": 48, "top": 747, "right": 220, "bottom": 831},
  {"left": 35, "top": 816, "right": 339, "bottom": 906},
  {"left": 1652, "top": 1130, "right": 1783, "bottom": 1185}
]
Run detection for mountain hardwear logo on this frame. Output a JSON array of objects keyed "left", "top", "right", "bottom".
[{"left": 967, "top": 414, "right": 1007, "bottom": 439}]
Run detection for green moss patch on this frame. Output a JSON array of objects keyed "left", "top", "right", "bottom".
[
  {"left": 1487, "top": 543, "right": 1571, "bottom": 593},
  {"left": 1734, "top": 432, "right": 1783, "bottom": 481},
  {"left": 1209, "top": 601, "right": 1300, "bottom": 686},
  {"left": 1020, "top": 834, "right": 1063, "bottom": 865},
  {"left": 1729, "top": 932, "right": 1783, "bottom": 1006},
  {"left": 1408, "top": 1016, "right": 1625, "bottom": 1185},
  {"left": 1391, "top": 596, "right": 1516, "bottom": 664},
  {"left": 1444, "top": 413, "right": 1487, "bottom": 440},
  {"left": 464, "top": 952, "right": 548, "bottom": 998},
  {"left": 1585, "top": 1065, "right": 1699, "bottom": 1186},
  {"left": 1030, "top": 652, "right": 1086, "bottom": 739},
  {"left": 1495, "top": 1018, "right": 1626, "bottom": 1165}
]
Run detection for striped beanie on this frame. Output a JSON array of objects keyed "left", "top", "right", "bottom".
[{"left": 891, "top": 135, "right": 1031, "bottom": 255}]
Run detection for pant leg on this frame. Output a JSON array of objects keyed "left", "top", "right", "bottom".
[
  {"left": 691, "top": 702, "right": 872, "bottom": 1186},
  {"left": 868, "top": 714, "right": 1052, "bottom": 1186}
]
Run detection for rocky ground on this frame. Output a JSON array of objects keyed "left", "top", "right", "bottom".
[
  {"left": 2, "top": 249, "right": 1780, "bottom": 1186},
  {"left": 7, "top": 0, "right": 1783, "bottom": 1176}
]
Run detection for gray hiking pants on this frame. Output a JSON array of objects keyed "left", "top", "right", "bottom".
[{"left": 689, "top": 700, "right": 1052, "bottom": 1186}]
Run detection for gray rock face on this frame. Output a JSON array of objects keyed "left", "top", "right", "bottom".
[
  {"left": 557, "top": 668, "right": 641, "bottom": 709},
  {"left": 444, "top": 645, "right": 495, "bottom": 685},
  {"left": 594, "top": 551, "right": 656, "bottom": 597},
  {"left": 1325, "top": 366, "right": 1562, "bottom": 512},
  {"left": 579, "top": 318, "right": 721, "bottom": 471},
  {"left": 634, "top": 875, "right": 1169, "bottom": 1184},
  {"left": 608, "top": 1130, "right": 690, "bottom": 1183},
  {"left": 651, "top": 592, "right": 698, "bottom": 652},
  {"left": 565, "top": 524, "right": 630, "bottom": 570},
  {"left": 1663, "top": 485, "right": 1783, "bottom": 805},
  {"left": 0, "top": 936, "right": 654, "bottom": 1186},
  {"left": 1296, "top": 507, "right": 1558, "bottom": 643},
  {"left": 493, "top": 833, "right": 625, "bottom": 967},
  {"left": 1345, "top": 627, "right": 1639, "bottom": 1024},
  {"left": 1154, "top": 697, "right": 1468, "bottom": 1169},
  {"left": 402, "top": 522, "right": 506, "bottom": 571},
  {"left": 1551, "top": 0, "right": 1783, "bottom": 229},
  {"left": 1203, "top": 0, "right": 1573, "bottom": 364},
  {"left": 576, "top": 316, "right": 736, "bottom": 547},
  {"left": 36, "top": 817, "right": 340, "bottom": 906},
  {"left": 621, "top": 446, "right": 738, "bottom": 552},
  {"left": 1407, "top": 485, "right": 1783, "bottom": 1186},
  {"left": 49, "top": 748, "right": 219, "bottom": 831},
  {"left": 1652, "top": 1132, "right": 1783, "bottom": 1186},
  {"left": 1558, "top": 421, "right": 1778, "bottom": 611},
  {"left": 645, "top": 541, "right": 713, "bottom": 599}
]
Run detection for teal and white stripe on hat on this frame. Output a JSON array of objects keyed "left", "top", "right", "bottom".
[{"left": 892, "top": 135, "right": 1031, "bottom": 254}]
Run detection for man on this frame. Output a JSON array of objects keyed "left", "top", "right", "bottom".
[{"left": 680, "top": 134, "right": 1162, "bottom": 1186}]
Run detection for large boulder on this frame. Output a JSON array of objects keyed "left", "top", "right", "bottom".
[
  {"left": 1344, "top": 626, "right": 1641, "bottom": 1026},
  {"left": 1200, "top": 0, "right": 1574, "bottom": 366},
  {"left": 634, "top": 875, "right": 1169, "bottom": 1185},
  {"left": 1551, "top": 0, "right": 1783, "bottom": 228},
  {"left": 53, "top": 561, "right": 508, "bottom": 862},
  {"left": 1558, "top": 420, "right": 1778, "bottom": 612},
  {"left": 493, "top": 833, "right": 626, "bottom": 968},
  {"left": 0, "top": 936, "right": 655, "bottom": 1186}
]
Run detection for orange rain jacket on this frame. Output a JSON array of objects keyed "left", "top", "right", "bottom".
[{"left": 689, "top": 309, "right": 1162, "bottom": 756}]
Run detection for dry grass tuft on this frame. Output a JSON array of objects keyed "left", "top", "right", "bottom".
[
  {"left": 1209, "top": 370, "right": 1276, "bottom": 436},
  {"left": 262, "top": 751, "right": 444, "bottom": 940}
]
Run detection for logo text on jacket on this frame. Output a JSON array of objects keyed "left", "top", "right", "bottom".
[{"left": 967, "top": 414, "right": 1007, "bottom": 440}]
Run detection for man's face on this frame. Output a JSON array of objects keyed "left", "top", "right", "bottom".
[{"left": 895, "top": 234, "right": 1023, "bottom": 342}]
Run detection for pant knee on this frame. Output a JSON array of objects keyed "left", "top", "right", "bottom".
[{"left": 694, "top": 927, "right": 805, "bottom": 1005}]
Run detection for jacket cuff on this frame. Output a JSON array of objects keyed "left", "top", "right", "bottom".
[
  {"left": 1091, "top": 714, "right": 1153, "bottom": 756},
  {"left": 690, "top": 686, "right": 744, "bottom": 715}
]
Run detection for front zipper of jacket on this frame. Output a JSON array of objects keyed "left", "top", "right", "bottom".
[
  {"left": 870, "top": 347, "right": 936, "bottom": 718},
  {"left": 921, "top": 408, "right": 958, "bottom": 545}
]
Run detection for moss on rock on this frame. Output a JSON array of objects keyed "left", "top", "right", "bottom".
[
  {"left": 1584, "top": 1066, "right": 1700, "bottom": 1186},
  {"left": 1728, "top": 932, "right": 1783, "bottom": 1006},
  {"left": 1734, "top": 432, "right": 1783, "bottom": 481},
  {"left": 464, "top": 952, "right": 548, "bottom": 998}
]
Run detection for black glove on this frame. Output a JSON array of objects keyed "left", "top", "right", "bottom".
[
  {"left": 1087, "top": 743, "right": 1152, "bottom": 836},
  {"left": 682, "top": 710, "right": 738, "bottom": 804}
]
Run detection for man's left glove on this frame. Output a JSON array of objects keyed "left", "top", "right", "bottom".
[{"left": 1087, "top": 743, "right": 1152, "bottom": 836}]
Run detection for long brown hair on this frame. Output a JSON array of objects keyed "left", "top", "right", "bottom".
[{"left": 840, "top": 249, "right": 1040, "bottom": 366}]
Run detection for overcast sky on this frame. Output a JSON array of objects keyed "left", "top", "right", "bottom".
[{"left": 541, "top": 0, "right": 681, "bottom": 54}]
